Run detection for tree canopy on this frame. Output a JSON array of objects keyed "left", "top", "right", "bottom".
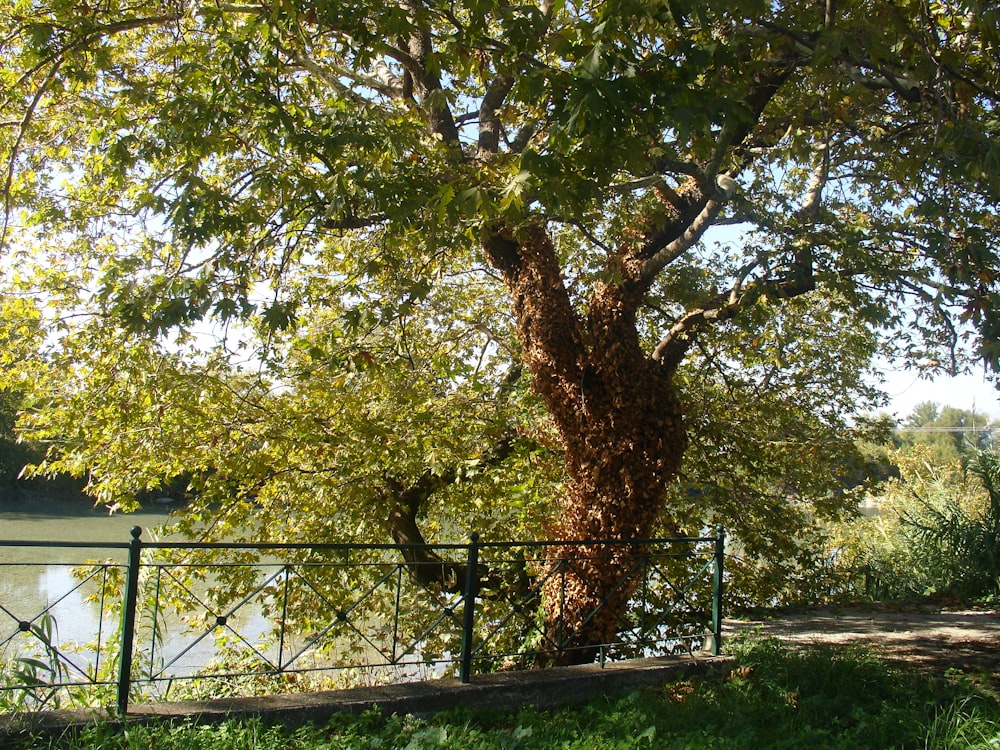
[
  {"left": 2, "top": 0, "right": 1000, "bottom": 653},
  {"left": 0, "top": 296, "right": 43, "bottom": 484}
]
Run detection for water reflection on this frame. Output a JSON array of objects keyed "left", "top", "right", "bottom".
[
  {"left": 0, "top": 498, "right": 523, "bottom": 696},
  {"left": 0, "top": 498, "right": 392, "bottom": 685},
  {"left": 0, "top": 496, "right": 172, "bottom": 671},
  {"left": 0, "top": 496, "right": 170, "bottom": 540}
]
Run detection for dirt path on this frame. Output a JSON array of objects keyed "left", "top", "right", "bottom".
[{"left": 724, "top": 607, "right": 1000, "bottom": 675}]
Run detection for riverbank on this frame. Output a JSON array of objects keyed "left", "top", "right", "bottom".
[{"left": 5, "top": 606, "right": 998, "bottom": 741}]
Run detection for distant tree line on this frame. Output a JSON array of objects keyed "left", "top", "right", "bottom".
[{"left": 896, "top": 401, "right": 996, "bottom": 463}]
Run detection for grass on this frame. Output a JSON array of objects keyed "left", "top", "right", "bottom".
[{"left": 7, "top": 638, "right": 1000, "bottom": 750}]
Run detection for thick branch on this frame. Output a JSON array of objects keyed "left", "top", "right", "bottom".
[
  {"left": 652, "top": 144, "right": 825, "bottom": 369},
  {"left": 401, "top": 0, "right": 462, "bottom": 147},
  {"left": 482, "top": 225, "right": 587, "bottom": 429},
  {"left": 289, "top": 50, "right": 401, "bottom": 102},
  {"left": 383, "top": 432, "right": 519, "bottom": 593},
  {"left": 795, "top": 143, "right": 829, "bottom": 221},
  {"left": 318, "top": 213, "right": 389, "bottom": 231},
  {"left": 653, "top": 269, "right": 816, "bottom": 371},
  {"left": 385, "top": 473, "right": 466, "bottom": 593},
  {"left": 477, "top": 75, "right": 514, "bottom": 158},
  {"left": 634, "top": 48, "right": 801, "bottom": 284},
  {"left": 639, "top": 193, "right": 726, "bottom": 285},
  {"left": 509, "top": 121, "right": 539, "bottom": 153}
]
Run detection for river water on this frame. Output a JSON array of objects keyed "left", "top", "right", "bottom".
[
  {"left": 0, "top": 495, "right": 443, "bottom": 690},
  {"left": 0, "top": 495, "right": 175, "bottom": 667}
]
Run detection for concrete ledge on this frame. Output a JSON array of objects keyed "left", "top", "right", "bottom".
[{"left": 0, "top": 654, "right": 730, "bottom": 740}]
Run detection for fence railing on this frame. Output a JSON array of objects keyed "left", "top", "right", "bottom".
[{"left": 0, "top": 528, "right": 725, "bottom": 715}]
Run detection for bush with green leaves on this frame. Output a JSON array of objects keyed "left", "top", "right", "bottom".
[{"left": 833, "top": 447, "right": 1000, "bottom": 602}]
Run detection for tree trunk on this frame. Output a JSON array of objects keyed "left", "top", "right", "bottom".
[
  {"left": 483, "top": 224, "right": 687, "bottom": 666},
  {"left": 382, "top": 433, "right": 518, "bottom": 593}
]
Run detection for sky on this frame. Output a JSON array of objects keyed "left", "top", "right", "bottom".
[{"left": 877, "top": 365, "right": 1000, "bottom": 422}]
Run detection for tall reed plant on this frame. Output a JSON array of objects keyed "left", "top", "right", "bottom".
[
  {"left": 901, "top": 449, "right": 1000, "bottom": 600},
  {"left": 834, "top": 447, "right": 1000, "bottom": 602}
]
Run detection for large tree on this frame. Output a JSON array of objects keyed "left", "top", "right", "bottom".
[{"left": 2, "top": 0, "right": 998, "bottom": 662}]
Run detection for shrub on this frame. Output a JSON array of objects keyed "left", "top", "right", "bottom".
[{"left": 833, "top": 447, "right": 1000, "bottom": 602}]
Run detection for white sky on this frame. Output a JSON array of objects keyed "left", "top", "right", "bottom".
[{"left": 877, "top": 365, "right": 1000, "bottom": 421}]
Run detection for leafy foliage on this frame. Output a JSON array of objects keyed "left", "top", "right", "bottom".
[
  {"left": 664, "top": 292, "right": 894, "bottom": 605},
  {"left": 833, "top": 446, "right": 1000, "bottom": 601},
  {"left": 3, "top": 0, "right": 1000, "bottom": 629},
  {"left": 0, "top": 614, "right": 77, "bottom": 713},
  {"left": 0, "top": 297, "right": 44, "bottom": 484},
  {"left": 897, "top": 401, "right": 996, "bottom": 463}
]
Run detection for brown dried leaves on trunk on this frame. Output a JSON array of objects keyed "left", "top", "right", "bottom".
[{"left": 484, "top": 224, "right": 687, "bottom": 665}]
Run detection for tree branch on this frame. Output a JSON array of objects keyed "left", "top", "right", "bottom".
[
  {"left": 639, "top": 193, "right": 727, "bottom": 285},
  {"left": 509, "top": 120, "right": 539, "bottom": 153},
  {"left": 477, "top": 74, "right": 514, "bottom": 158},
  {"left": 400, "top": 0, "right": 462, "bottom": 147},
  {"left": 652, "top": 265, "right": 816, "bottom": 372},
  {"left": 383, "top": 432, "right": 519, "bottom": 593},
  {"left": 795, "top": 142, "right": 829, "bottom": 221},
  {"left": 2, "top": 58, "right": 64, "bottom": 251},
  {"left": 288, "top": 49, "right": 401, "bottom": 102},
  {"left": 318, "top": 213, "right": 389, "bottom": 231},
  {"left": 3, "top": 12, "right": 186, "bottom": 248},
  {"left": 633, "top": 45, "right": 801, "bottom": 285},
  {"left": 753, "top": 20, "right": 928, "bottom": 103},
  {"left": 651, "top": 138, "right": 826, "bottom": 370}
]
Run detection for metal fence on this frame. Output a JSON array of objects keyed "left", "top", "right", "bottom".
[{"left": 0, "top": 528, "right": 725, "bottom": 715}]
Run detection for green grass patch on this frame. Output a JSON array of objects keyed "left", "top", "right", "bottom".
[{"left": 9, "top": 639, "right": 1000, "bottom": 750}]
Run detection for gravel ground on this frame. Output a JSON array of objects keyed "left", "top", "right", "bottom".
[{"left": 725, "top": 607, "right": 1000, "bottom": 676}]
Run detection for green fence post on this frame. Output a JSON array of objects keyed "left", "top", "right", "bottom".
[
  {"left": 459, "top": 532, "right": 480, "bottom": 683},
  {"left": 711, "top": 527, "right": 726, "bottom": 656},
  {"left": 116, "top": 526, "right": 143, "bottom": 715}
]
